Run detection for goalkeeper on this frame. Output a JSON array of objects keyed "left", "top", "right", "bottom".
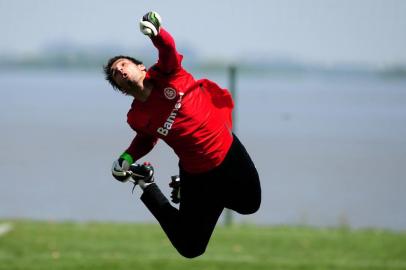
[{"left": 103, "top": 11, "right": 261, "bottom": 258}]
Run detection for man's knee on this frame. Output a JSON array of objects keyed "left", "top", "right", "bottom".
[
  {"left": 239, "top": 202, "right": 260, "bottom": 215},
  {"left": 177, "top": 244, "right": 206, "bottom": 259},
  {"left": 230, "top": 195, "right": 261, "bottom": 215}
]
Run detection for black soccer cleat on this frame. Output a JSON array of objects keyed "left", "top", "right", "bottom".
[
  {"left": 169, "top": 175, "right": 181, "bottom": 204},
  {"left": 129, "top": 162, "right": 155, "bottom": 184}
]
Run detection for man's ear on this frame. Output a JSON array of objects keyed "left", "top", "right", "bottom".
[{"left": 138, "top": 64, "right": 147, "bottom": 71}]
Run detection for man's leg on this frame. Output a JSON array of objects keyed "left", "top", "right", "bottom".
[
  {"left": 221, "top": 134, "right": 262, "bottom": 214},
  {"left": 140, "top": 171, "right": 224, "bottom": 258}
]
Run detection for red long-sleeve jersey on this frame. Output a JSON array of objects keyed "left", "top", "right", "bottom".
[{"left": 125, "top": 28, "right": 234, "bottom": 173}]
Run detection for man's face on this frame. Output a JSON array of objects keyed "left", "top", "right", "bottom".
[{"left": 110, "top": 58, "right": 146, "bottom": 93}]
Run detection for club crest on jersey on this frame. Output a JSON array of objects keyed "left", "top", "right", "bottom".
[{"left": 164, "top": 87, "right": 177, "bottom": 100}]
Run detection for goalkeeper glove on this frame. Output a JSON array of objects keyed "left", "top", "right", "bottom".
[
  {"left": 139, "top": 11, "right": 162, "bottom": 37},
  {"left": 111, "top": 152, "right": 134, "bottom": 182}
]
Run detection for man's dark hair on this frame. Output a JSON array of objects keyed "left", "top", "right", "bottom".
[{"left": 103, "top": 55, "right": 143, "bottom": 91}]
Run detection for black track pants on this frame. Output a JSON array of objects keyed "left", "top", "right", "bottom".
[{"left": 140, "top": 134, "right": 261, "bottom": 258}]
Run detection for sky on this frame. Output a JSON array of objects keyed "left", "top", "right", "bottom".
[{"left": 1, "top": 0, "right": 406, "bottom": 66}]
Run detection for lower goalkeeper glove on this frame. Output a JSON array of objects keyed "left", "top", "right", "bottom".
[{"left": 111, "top": 152, "right": 134, "bottom": 182}]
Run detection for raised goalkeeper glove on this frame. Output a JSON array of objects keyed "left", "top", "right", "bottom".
[{"left": 139, "top": 11, "right": 162, "bottom": 37}]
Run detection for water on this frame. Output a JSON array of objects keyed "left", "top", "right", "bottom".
[{"left": 1, "top": 69, "right": 406, "bottom": 230}]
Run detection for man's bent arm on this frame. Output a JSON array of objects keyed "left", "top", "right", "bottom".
[{"left": 126, "top": 132, "right": 159, "bottom": 162}]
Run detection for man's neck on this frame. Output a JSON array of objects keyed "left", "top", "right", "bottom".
[{"left": 132, "top": 80, "right": 153, "bottom": 102}]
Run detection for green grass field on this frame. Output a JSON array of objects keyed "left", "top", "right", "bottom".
[{"left": 1, "top": 220, "right": 405, "bottom": 270}]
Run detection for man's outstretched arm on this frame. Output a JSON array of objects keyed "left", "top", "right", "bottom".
[{"left": 140, "top": 11, "right": 182, "bottom": 74}]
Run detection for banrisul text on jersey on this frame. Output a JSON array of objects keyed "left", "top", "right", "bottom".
[{"left": 157, "top": 92, "right": 184, "bottom": 136}]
